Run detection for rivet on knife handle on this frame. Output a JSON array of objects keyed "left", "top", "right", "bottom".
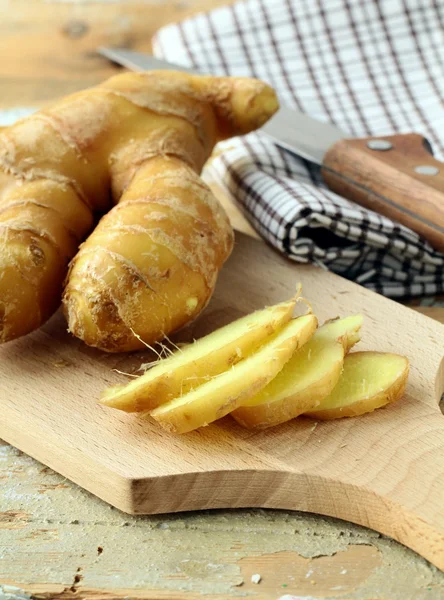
[{"left": 321, "top": 133, "right": 444, "bottom": 252}]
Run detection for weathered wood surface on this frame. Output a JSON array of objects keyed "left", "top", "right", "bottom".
[
  {"left": 0, "top": 0, "right": 233, "bottom": 108},
  {"left": 1, "top": 1, "right": 444, "bottom": 598},
  {"left": 2, "top": 439, "right": 444, "bottom": 600}
]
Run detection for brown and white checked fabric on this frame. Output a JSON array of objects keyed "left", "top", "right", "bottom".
[{"left": 153, "top": 0, "right": 444, "bottom": 298}]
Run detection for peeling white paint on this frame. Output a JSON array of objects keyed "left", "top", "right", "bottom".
[
  {"left": 0, "top": 585, "right": 32, "bottom": 600},
  {"left": 2, "top": 439, "right": 442, "bottom": 599}
]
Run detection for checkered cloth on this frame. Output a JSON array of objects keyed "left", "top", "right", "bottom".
[{"left": 153, "top": 0, "right": 444, "bottom": 298}]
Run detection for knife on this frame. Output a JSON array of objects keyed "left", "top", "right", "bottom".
[{"left": 99, "top": 47, "right": 444, "bottom": 252}]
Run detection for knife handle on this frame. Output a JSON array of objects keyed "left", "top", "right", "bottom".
[{"left": 321, "top": 133, "right": 444, "bottom": 251}]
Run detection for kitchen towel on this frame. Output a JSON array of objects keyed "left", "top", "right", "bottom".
[{"left": 153, "top": 0, "right": 444, "bottom": 297}]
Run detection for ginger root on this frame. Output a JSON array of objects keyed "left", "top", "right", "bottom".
[
  {"left": 305, "top": 351, "right": 409, "bottom": 419},
  {"left": 101, "top": 294, "right": 300, "bottom": 412},
  {"left": 150, "top": 314, "right": 317, "bottom": 434},
  {"left": 100, "top": 291, "right": 409, "bottom": 434},
  {"left": 0, "top": 71, "right": 278, "bottom": 350},
  {"left": 232, "top": 315, "right": 363, "bottom": 429}
]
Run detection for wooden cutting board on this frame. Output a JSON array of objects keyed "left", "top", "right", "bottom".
[{"left": 1, "top": 232, "right": 444, "bottom": 570}]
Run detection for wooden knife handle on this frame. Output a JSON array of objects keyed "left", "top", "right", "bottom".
[{"left": 322, "top": 133, "right": 444, "bottom": 251}]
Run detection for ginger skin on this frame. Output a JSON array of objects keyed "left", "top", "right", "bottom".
[{"left": 0, "top": 71, "right": 278, "bottom": 350}]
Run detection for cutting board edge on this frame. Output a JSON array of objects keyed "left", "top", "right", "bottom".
[
  {"left": 3, "top": 232, "right": 444, "bottom": 570},
  {"left": 124, "top": 460, "right": 444, "bottom": 572}
]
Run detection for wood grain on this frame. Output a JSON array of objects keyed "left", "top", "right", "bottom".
[
  {"left": 322, "top": 134, "right": 444, "bottom": 251},
  {"left": 2, "top": 1, "right": 444, "bottom": 594},
  {"left": 1, "top": 232, "right": 444, "bottom": 570},
  {"left": 2, "top": 431, "right": 443, "bottom": 600},
  {"left": 412, "top": 305, "right": 444, "bottom": 324},
  {"left": 0, "top": 0, "right": 233, "bottom": 108}
]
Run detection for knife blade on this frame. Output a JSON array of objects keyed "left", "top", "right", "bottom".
[{"left": 99, "top": 47, "right": 444, "bottom": 252}]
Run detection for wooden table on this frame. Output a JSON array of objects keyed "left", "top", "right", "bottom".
[{"left": 1, "top": 2, "right": 444, "bottom": 599}]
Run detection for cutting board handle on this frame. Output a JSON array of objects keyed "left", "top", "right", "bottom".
[
  {"left": 322, "top": 133, "right": 444, "bottom": 251},
  {"left": 3, "top": 232, "right": 444, "bottom": 572},
  {"left": 129, "top": 408, "right": 444, "bottom": 570},
  {"left": 322, "top": 409, "right": 444, "bottom": 570}
]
